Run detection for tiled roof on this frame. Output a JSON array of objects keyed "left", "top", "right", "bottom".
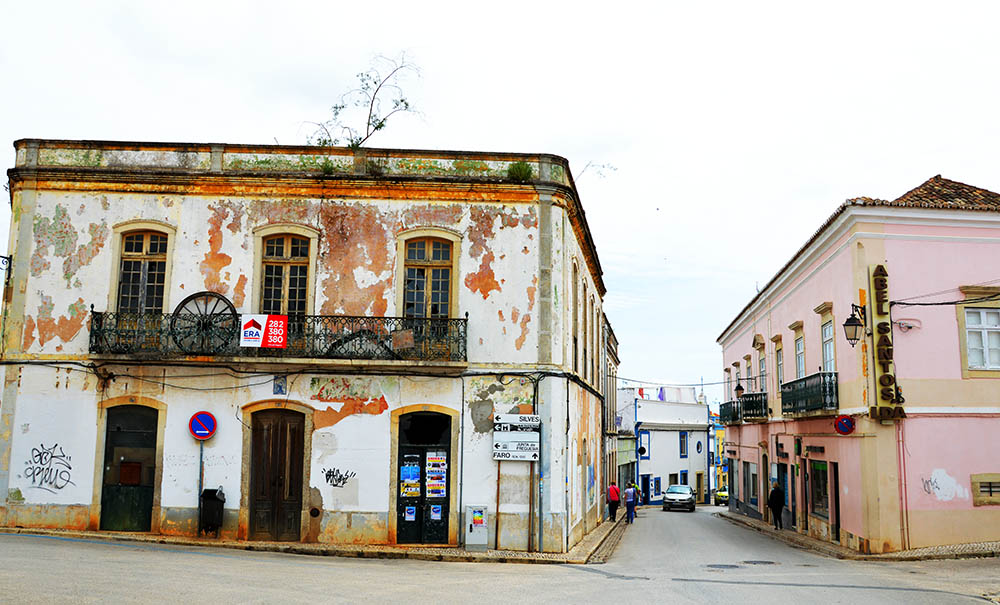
[
  {"left": 848, "top": 175, "right": 1000, "bottom": 210},
  {"left": 716, "top": 175, "right": 1000, "bottom": 343}
]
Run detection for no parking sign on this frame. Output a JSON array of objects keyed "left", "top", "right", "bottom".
[
  {"left": 834, "top": 415, "right": 855, "bottom": 436},
  {"left": 189, "top": 411, "right": 217, "bottom": 440}
]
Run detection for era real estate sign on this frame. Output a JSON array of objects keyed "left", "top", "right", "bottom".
[{"left": 240, "top": 315, "right": 288, "bottom": 348}]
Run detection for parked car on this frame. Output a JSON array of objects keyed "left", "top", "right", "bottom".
[
  {"left": 661, "top": 484, "right": 696, "bottom": 512},
  {"left": 713, "top": 487, "right": 729, "bottom": 506}
]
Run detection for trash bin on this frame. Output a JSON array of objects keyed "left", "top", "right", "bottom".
[{"left": 200, "top": 487, "right": 225, "bottom": 537}]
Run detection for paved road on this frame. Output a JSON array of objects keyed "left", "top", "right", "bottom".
[{"left": 0, "top": 506, "right": 997, "bottom": 603}]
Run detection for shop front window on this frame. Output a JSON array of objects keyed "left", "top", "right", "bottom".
[{"left": 810, "top": 460, "right": 829, "bottom": 518}]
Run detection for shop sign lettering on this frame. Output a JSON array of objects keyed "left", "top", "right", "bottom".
[{"left": 868, "top": 264, "right": 906, "bottom": 420}]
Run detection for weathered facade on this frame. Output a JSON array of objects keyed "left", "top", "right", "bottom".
[
  {"left": 719, "top": 176, "right": 1000, "bottom": 553},
  {"left": 0, "top": 139, "right": 607, "bottom": 552}
]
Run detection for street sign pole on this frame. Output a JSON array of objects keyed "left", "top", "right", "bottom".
[{"left": 198, "top": 440, "right": 204, "bottom": 535}]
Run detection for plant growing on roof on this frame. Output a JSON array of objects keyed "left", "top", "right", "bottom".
[
  {"left": 506, "top": 161, "right": 534, "bottom": 183},
  {"left": 308, "top": 54, "right": 420, "bottom": 150}
]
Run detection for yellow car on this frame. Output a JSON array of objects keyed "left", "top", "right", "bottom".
[{"left": 714, "top": 487, "right": 729, "bottom": 506}]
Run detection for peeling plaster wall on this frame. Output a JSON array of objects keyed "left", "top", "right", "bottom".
[{"left": 12, "top": 189, "right": 546, "bottom": 365}]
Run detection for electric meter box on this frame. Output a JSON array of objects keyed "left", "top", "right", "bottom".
[{"left": 465, "top": 505, "right": 488, "bottom": 551}]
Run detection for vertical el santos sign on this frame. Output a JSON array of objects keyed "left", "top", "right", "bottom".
[{"left": 868, "top": 264, "right": 905, "bottom": 420}]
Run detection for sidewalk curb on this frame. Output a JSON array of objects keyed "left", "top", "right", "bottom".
[
  {"left": 0, "top": 517, "right": 623, "bottom": 565},
  {"left": 716, "top": 511, "right": 1000, "bottom": 562}
]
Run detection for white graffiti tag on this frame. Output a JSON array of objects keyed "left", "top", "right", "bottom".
[{"left": 24, "top": 443, "right": 75, "bottom": 493}]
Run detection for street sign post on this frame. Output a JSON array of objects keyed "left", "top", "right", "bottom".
[{"left": 493, "top": 413, "right": 540, "bottom": 461}]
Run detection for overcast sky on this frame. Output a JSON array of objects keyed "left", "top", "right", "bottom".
[{"left": 3, "top": 1, "right": 999, "bottom": 403}]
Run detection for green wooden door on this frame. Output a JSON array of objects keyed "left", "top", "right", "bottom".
[{"left": 100, "top": 405, "right": 157, "bottom": 531}]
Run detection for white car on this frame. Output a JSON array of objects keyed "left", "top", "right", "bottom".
[{"left": 662, "top": 484, "right": 696, "bottom": 512}]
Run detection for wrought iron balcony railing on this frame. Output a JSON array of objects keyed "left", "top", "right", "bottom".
[
  {"left": 89, "top": 311, "right": 468, "bottom": 362},
  {"left": 780, "top": 371, "right": 838, "bottom": 415},
  {"left": 740, "top": 391, "right": 769, "bottom": 421},
  {"left": 720, "top": 400, "right": 741, "bottom": 425}
]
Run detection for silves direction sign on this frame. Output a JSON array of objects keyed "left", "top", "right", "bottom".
[
  {"left": 493, "top": 414, "right": 540, "bottom": 461},
  {"left": 189, "top": 411, "right": 217, "bottom": 441}
]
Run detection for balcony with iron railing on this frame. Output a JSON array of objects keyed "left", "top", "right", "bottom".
[
  {"left": 780, "top": 371, "right": 838, "bottom": 416},
  {"left": 739, "top": 391, "right": 769, "bottom": 422},
  {"left": 720, "top": 400, "right": 741, "bottom": 425},
  {"left": 89, "top": 309, "right": 468, "bottom": 363}
]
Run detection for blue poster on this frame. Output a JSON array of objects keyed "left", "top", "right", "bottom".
[
  {"left": 430, "top": 505, "right": 442, "bottom": 520},
  {"left": 405, "top": 506, "right": 416, "bottom": 521},
  {"left": 401, "top": 465, "right": 420, "bottom": 482}
]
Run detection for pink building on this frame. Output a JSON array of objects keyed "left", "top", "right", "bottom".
[{"left": 717, "top": 176, "right": 1000, "bottom": 553}]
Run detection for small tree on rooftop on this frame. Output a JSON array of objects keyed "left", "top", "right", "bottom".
[{"left": 308, "top": 54, "right": 419, "bottom": 149}]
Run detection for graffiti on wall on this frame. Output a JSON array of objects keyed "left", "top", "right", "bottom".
[
  {"left": 921, "top": 469, "right": 969, "bottom": 501},
  {"left": 23, "top": 443, "right": 75, "bottom": 493},
  {"left": 323, "top": 467, "right": 357, "bottom": 487}
]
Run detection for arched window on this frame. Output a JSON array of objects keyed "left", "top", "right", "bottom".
[{"left": 117, "top": 230, "right": 168, "bottom": 313}]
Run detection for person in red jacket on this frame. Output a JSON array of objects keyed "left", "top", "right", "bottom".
[{"left": 607, "top": 481, "right": 621, "bottom": 522}]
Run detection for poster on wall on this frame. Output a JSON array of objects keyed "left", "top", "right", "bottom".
[
  {"left": 430, "top": 505, "right": 442, "bottom": 520},
  {"left": 472, "top": 508, "right": 486, "bottom": 527},
  {"left": 426, "top": 452, "right": 447, "bottom": 470},
  {"left": 401, "top": 462, "right": 421, "bottom": 497},
  {"left": 405, "top": 506, "right": 416, "bottom": 521}
]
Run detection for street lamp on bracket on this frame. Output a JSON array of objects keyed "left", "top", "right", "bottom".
[{"left": 842, "top": 304, "right": 867, "bottom": 348}]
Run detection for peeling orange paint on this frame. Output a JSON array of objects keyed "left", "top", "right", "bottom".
[
  {"left": 515, "top": 313, "right": 531, "bottom": 350},
  {"left": 522, "top": 246, "right": 529, "bottom": 254},
  {"left": 233, "top": 274, "right": 248, "bottom": 307},
  {"left": 313, "top": 398, "right": 390, "bottom": 429},
  {"left": 199, "top": 202, "right": 235, "bottom": 294},
  {"left": 465, "top": 250, "right": 501, "bottom": 299},
  {"left": 498, "top": 310, "right": 505, "bottom": 322},
  {"left": 527, "top": 276, "right": 538, "bottom": 311},
  {"left": 511, "top": 307, "right": 520, "bottom": 323},
  {"left": 22, "top": 316, "right": 36, "bottom": 350},
  {"left": 318, "top": 202, "right": 392, "bottom": 316},
  {"left": 401, "top": 203, "right": 463, "bottom": 228},
  {"left": 34, "top": 297, "right": 88, "bottom": 347}
]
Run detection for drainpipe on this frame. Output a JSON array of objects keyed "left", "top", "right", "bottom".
[
  {"left": 458, "top": 376, "right": 466, "bottom": 547},
  {"left": 564, "top": 379, "right": 570, "bottom": 553}
]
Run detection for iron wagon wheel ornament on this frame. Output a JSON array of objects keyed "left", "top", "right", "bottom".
[{"left": 169, "top": 291, "right": 238, "bottom": 354}]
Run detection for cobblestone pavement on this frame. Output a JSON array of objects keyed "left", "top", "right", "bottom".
[{"left": 719, "top": 510, "right": 1000, "bottom": 561}]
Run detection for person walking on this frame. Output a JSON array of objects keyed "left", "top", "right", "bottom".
[
  {"left": 768, "top": 481, "right": 785, "bottom": 530},
  {"left": 623, "top": 482, "right": 637, "bottom": 524},
  {"left": 607, "top": 481, "right": 621, "bottom": 522}
]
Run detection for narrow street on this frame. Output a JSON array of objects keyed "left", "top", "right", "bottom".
[{"left": 1, "top": 505, "right": 997, "bottom": 603}]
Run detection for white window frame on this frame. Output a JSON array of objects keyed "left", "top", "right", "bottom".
[
  {"left": 795, "top": 337, "right": 805, "bottom": 379},
  {"left": 822, "top": 320, "right": 835, "bottom": 372},
  {"left": 965, "top": 308, "right": 1000, "bottom": 370}
]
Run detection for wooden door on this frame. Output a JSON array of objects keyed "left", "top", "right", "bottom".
[{"left": 250, "top": 409, "right": 304, "bottom": 541}]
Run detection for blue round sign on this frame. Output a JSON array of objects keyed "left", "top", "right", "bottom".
[
  {"left": 834, "top": 414, "right": 855, "bottom": 436},
  {"left": 189, "top": 411, "right": 217, "bottom": 440}
]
